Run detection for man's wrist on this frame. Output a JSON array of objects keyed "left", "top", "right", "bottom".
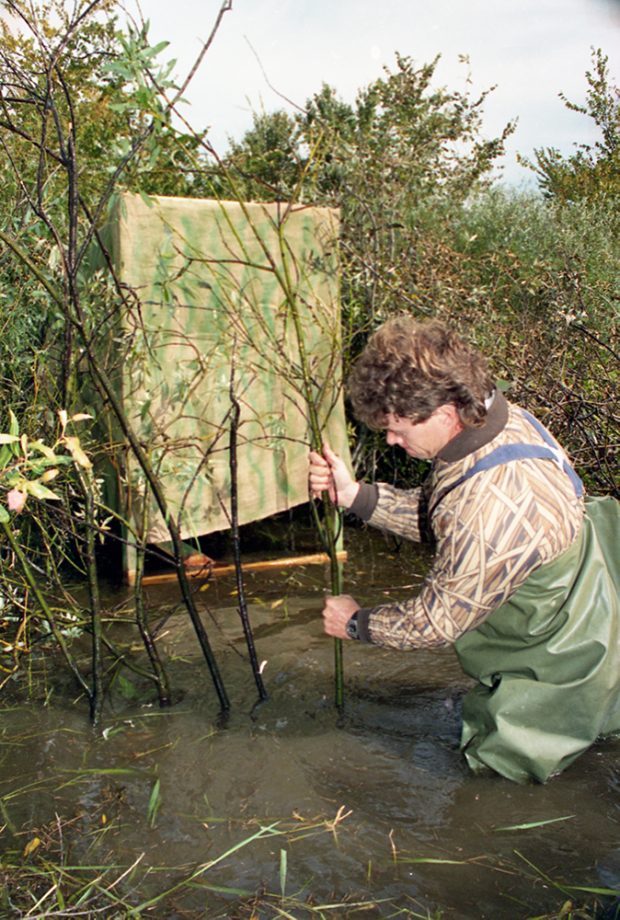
[
  {"left": 345, "top": 611, "right": 360, "bottom": 640},
  {"left": 338, "top": 481, "right": 360, "bottom": 509}
]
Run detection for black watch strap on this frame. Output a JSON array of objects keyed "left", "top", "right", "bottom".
[{"left": 345, "top": 611, "right": 360, "bottom": 640}]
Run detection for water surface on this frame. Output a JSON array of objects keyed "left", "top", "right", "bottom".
[{"left": 1, "top": 528, "right": 618, "bottom": 917}]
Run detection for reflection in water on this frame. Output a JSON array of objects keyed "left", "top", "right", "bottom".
[{"left": 0, "top": 528, "right": 618, "bottom": 916}]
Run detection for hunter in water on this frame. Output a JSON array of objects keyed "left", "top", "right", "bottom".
[{"left": 309, "top": 317, "right": 620, "bottom": 783}]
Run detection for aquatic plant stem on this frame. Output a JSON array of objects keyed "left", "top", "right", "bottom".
[
  {"left": 75, "top": 466, "right": 104, "bottom": 725},
  {"left": 134, "top": 498, "right": 171, "bottom": 707},
  {"left": 229, "top": 354, "right": 268, "bottom": 701}
]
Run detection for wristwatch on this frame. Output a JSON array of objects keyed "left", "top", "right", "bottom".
[{"left": 345, "top": 612, "right": 360, "bottom": 640}]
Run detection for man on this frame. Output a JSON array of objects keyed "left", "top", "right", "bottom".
[{"left": 309, "top": 316, "right": 620, "bottom": 783}]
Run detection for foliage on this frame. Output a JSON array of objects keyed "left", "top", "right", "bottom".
[
  {"left": 221, "top": 55, "right": 515, "bottom": 482},
  {"left": 524, "top": 48, "right": 620, "bottom": 210},
  {"left": 0, "top": 0, "right": 217, "bottom": 414},
  {"left": 0, "top": 0, "right": 233, "bottom": 719},
  {"left": 0, "top": 409, "right": 98, "bottom": 692},
  {"left": 222, "top": 52, "right": 618, "bottom": 494},
  {"left": 442, "top": 188, "right": 619, "bottom": 495}
]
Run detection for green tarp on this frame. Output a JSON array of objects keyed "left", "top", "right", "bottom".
[{"left": 99, "top": 193, "right": 350, "bottom": 578}]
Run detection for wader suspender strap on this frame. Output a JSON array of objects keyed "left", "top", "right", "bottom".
[{"left": 428, "top": 410, "right": 584, "bottom": 520}]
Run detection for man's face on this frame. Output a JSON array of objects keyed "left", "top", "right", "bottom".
[{"left": 384, "top": 408, "right": 460, "bottom": 460}]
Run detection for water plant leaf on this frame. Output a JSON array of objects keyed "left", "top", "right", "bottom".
[
  {"left": 494, "top": 815, "right": 576, "bottom": 831},
  {"left": 61, "top": 767, "right": 154, "bottom": 777},
  {"left": 279, "top": 848, "right": 287, "bottom": 897},
  {"left": 115, "top": 673, "right": 139, "bottom": 700},
  {"left": 397, "top": 856, "right": 469, "bottom": 864},
  {"left": 133, "top": 823, "right": 283, "bottom": 911},
  {"left": 564, "top": 884, "right": 620, "bottom": 896},
  {"left": 147, "top": 778, "right": 161, "bottom": 828}
]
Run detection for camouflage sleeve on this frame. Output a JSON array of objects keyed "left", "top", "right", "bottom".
[
  {"left": 357, "top": 461, "right": 584, "bottom": 650},
  {"left": 364, "top": 482, "right": 425, "bottom": 543}
]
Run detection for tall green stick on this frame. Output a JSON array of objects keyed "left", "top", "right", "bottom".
[{"left": 276, "top": 223, "right": 346, "bottom": 709}]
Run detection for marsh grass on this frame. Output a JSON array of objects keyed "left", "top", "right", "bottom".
[{"left": 2, "top": 798, "right": 618, "bottom": 919}]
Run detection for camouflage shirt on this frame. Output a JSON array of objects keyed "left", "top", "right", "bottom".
[{"left": 351, "top": 392, "right": 585, "bottom": 649}]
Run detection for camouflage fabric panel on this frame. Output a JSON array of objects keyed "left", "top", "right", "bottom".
[{"left": 104, "top": 193, "right": 350, "bottom": 544}]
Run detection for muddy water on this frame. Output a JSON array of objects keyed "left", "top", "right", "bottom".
[{"left": 1, "top": 528, "right": 619, "bottom": 918}]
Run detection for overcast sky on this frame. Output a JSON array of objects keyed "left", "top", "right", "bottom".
[{"left": 134, "top": 0, "right": 619, "bottom": 186}]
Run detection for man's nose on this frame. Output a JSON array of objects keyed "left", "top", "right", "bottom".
[{"left": 386, "top": 430, "right": 398, "bottom": 447}]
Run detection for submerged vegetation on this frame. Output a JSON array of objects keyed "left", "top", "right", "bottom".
[{"left": 0, "top": 0, "right": 618, "bottom": 914}]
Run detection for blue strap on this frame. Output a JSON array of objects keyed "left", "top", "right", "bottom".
[
  {"left": 520, "top": 410, "right": 584, "bottom": 497},
  {"left": 429, "top": 411, "right": 584, "bottom": 518}
]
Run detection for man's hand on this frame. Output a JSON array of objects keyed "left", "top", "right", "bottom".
[
  {"left": 308, "top": 442, "right": 360, "bottom": 508},
  {"left": 322, "top": 594, "right": 361, "bottom": 639}
]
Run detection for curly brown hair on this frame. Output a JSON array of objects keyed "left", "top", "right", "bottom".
[{"left": 347, "top": 316, "right": 494, "bottom": 429}]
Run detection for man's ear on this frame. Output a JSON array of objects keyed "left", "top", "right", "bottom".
[{"left": 437, "top": 403, "right": 464, "bottom": 432}]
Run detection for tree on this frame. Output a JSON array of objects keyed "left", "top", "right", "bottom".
[
  {"left": 526, "top": 48, "right": 619, "bottom": 207},
  {"left": 0, "top": 0, "right": 234, "bottom": 720},
  {"left": 0, "top": 0, "right": 222, "bottom": 412}
]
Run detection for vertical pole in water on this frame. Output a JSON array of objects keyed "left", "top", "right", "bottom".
[
  {"left": 276, "top": 221, "right": 347, "bottom": 712},
  {"left": 331, "top": 507, "right": 345, "bottom": 710}
]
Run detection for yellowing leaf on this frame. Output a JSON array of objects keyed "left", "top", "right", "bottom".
[
  {"left": 63, "top": 436, "right": 92, "bottom": 469},
  {"left": 23, "top": 837, "right": 41, "bottom": 857},
  {"left": 40, "top": 469, "right": 60, "bottom": 483},
  {"left": 270, "top": 598, "right": 284, "bottom": 609},
  {"left": 0, "top": 434, "right": 19, "bottom": 444},
  {"left": 70, "top": 413, "right": 94, "bottom": 423},
  {"left": 25, "top": 481, "right": 60, "bottom": 501}
]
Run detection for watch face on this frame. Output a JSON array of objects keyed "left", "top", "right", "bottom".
[{"left": 346, "top": 615, "right": 358, "bottom": 639}]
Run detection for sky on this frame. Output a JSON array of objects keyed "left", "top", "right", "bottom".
[{"left": 136, "top": 0, "right": 618, "bottom": 186}]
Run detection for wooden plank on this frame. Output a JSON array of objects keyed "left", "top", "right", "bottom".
[{"left": 126, "top": 551, "right": 348, "bottom": 587}]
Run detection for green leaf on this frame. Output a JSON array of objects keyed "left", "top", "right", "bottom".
[
  {"left": 494, "top": 815, "right": 575, "bottom": 832},
  {"left": 148, "top": 40, "right": 170, "bottom": 56},
  {"left": 0, "top": 505, "right": 9, "bottom": 523},
  {"left": 8, "top": 410, "right": 19, "bottom": 437},
  {"left": 147, "top": 778, "right": 161, "bottom": 828},
  {"left": 30, "top": 440, "right": 59, "bottom": 460},
  {"left": 564, "top": 884, "right": 620, "bottom": 896},
  {"left": 115, "top": 673, "right": 138, "bottom": 700}
]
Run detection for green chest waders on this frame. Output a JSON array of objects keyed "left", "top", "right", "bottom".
[{"left": 441, "top": 413, "right": 620, "bottom": 782}]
